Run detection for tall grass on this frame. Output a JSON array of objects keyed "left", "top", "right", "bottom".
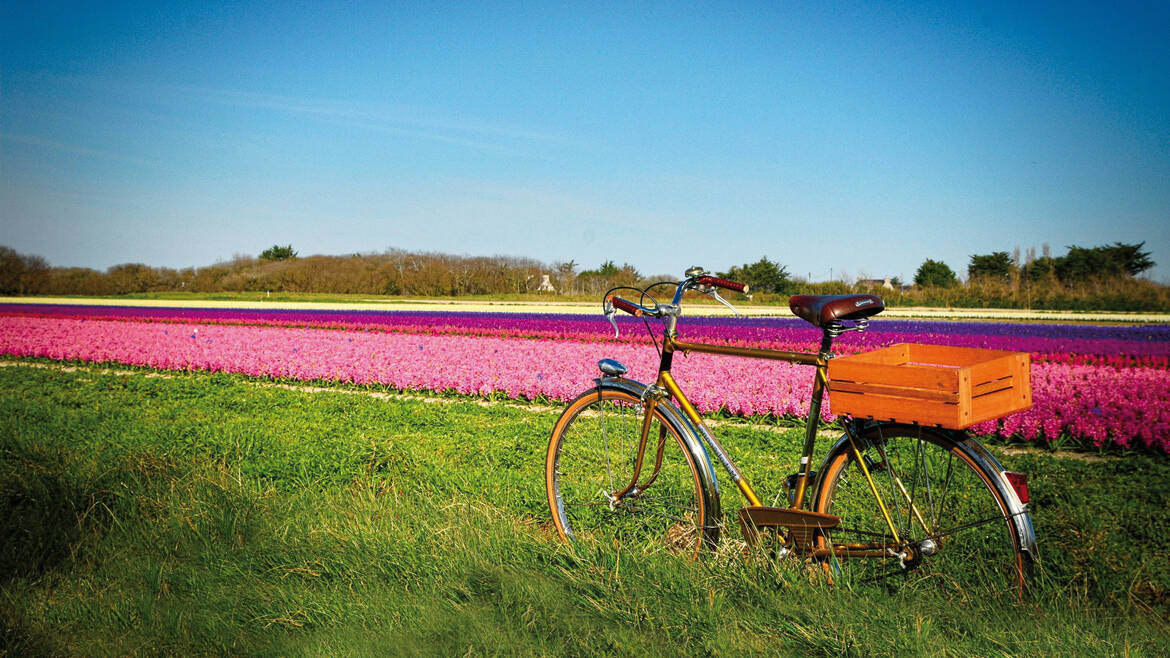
[
  {"left": 767, "top": 276, "right": 1170, "bottom": 312},
  {"left": 2, "top": 363, "right": 1168, "bottom": 655}
]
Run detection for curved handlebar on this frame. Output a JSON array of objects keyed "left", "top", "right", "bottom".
[
  {"left": 602, "top": 269, "right": 749, "bottom": 328},
  {"left": 697, "top": 276, "right": 749, "bottom": 294}
]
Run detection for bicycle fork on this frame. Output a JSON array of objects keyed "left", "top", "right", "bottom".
[{"left": 606, "top": 385, "right": 672, "bottom": 502}]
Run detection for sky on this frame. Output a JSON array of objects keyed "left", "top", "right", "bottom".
[{"left": 2, "top": 1, "right": 1168, "bottom": 283}]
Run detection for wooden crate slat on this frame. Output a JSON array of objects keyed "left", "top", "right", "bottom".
[
  {"left": 829, "top": 360, "right": 959, "bottom": 392},
  {"left": 829, "top": 381, "right": 960, "bottom": 403},
  {"left": 970, "top": 386, "right": 1029, "bottom": 426},
  {"left": 830, "top": 391, "right": 966, "bottom": 427},
  {"left": 971, "top": 376, "right": 1015, "bottom": 397},
  {"left": 903, "top": 343, "right": 1017, "bottom": 367},
  {"left": 840, "top": 343, "right": 911, "bottom": 366},
  {"left": 967, "top": 357, "right": 1018, "bottom": 388}
]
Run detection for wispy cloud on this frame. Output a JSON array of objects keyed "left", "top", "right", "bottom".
[
  {"left": 0, "top": 132, "right": 164, "bottom": 169},
  {"left": 167, "top": 85, "right": 573, "bottom": 159}
]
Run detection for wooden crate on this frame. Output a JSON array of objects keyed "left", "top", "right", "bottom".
[{"left": 827, "top": 343, "right": 1032, "bottom": 429}]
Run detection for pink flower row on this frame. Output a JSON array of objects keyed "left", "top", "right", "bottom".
[
  {"left": 2, "top": 316, "right": 1167, "bottom": 452},
  {"left": 5, "top": 304, "right": 1167, "bottom": 368}
]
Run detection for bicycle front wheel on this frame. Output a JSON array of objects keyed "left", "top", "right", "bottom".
[
  {"left": 546, "top": 386, "right": 716, "bottom": 557},
  {"left": 813, "top": 423, "right": 1033, "bottom": 596}
]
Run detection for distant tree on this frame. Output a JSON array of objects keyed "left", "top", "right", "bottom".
[
  {"left": 577, "top": 261, "right": 641, "bottom": 294},
  {"left": 1099, "top": 242, "right": 1155, "bottom": 275},
  {"left": 914, "top": 259, "right": 958, "bottom": 288},
  {"left": 718, "top": 256, "right": 792, "bottom": 294},
  {"left": 0, "top": 247, "right": 21, "bottom": 294},
  {"left": 579, "top": 260, "right": 620, "bottom": 277},
  {"left": 553, "top": 260, "right": 577, "bottom": 295},
  {"left": 1023, "top": 257, "right": 1056, "bottom": 282},
  {"left": 1106, "top": 241, "right": 1155, "bottom": 276},
  {"left": 1054, "top": 242, "right": 1154, "bottom": 282},
  {"left": 0, "top": 246, "right": 50, "bottom": 295},
  {"left": 260, "top": 244, "right": 297, "bottom": 261},
  {"left": 1054, "top": 246, "right": 1106, "bottom": 282},
  {"left": 45, "top": 267, "right": 112, "bottom": 295},
  {"left": 968, "top": 251, "right": 1014, "bottom": 282},
  {"left": 106, "top": 263, "right": 160, "bottom": 294}
]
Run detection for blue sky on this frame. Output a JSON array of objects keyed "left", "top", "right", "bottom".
[{"left": 2, "top": 1, "right": 1168, "bottom": 283}]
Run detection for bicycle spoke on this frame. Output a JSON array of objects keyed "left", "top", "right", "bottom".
[
  {"left": 918, "top": 432, "right": 936, "bottom": 531},
  {"left": 601, "top": 398, "right": 615, "bottom": 493},
  {"left": 548, "top": 387, "right": 708, "bottom": 556},
  {"left": 815, "top": 425, "right": 1029, "bottom": 595},
  {"left": 925, "top": 510, "right": 1026, "bottom": 543}
]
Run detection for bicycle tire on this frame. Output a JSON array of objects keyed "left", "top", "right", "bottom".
[
  {"left": 546, "top": 383, "right": 719, "bottom": 557},
  {"left": 813, "top": 423, "right": 1035, "bottom": 595}
]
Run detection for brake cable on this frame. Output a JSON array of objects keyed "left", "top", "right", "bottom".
[{"left": 637, "top": 281, "right": 679, "bottom": 361}]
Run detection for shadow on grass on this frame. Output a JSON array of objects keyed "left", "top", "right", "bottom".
[
  {"left": 0, "top": 439, "right": 188, "bottom": 657},
  {"left": 0, "top": 442, "right": 98, "bottom": 583}
]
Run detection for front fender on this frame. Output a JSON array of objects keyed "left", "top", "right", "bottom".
[{"left": 591, "top": 376, "right": 722, "bottom": 505}]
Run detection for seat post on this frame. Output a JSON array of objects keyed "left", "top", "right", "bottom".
[
  {"left": 791, "top": 326, "right": 837, "bottom": 509},
  {"left": 818, "top": 325, "right": 837, "bottom": 359}
]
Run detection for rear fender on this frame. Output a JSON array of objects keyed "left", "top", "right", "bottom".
[{"left": 816, "top": 421, "right": 1037, "bottom": 560}]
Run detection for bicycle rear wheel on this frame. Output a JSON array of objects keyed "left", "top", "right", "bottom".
[
  {"left": 546, "top": 386, "right": 716, "bottom": 557},
  {"left": 813, "top": 423, "right": 1034, "bottom": 595}
]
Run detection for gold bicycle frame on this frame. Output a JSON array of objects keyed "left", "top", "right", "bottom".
[
  {"left": 660, "top": 337, "right": 824, "bottom": 510},
  {"left": 616, "top": 328, "right": 911, "bottom": 556}
]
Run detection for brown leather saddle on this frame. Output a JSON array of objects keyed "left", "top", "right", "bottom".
[{"left": 788, "top": 294, "right": 884, "bottom": 327}]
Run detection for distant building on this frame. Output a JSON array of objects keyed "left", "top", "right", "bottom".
[
  {"left": 537, "top": 274, "right": 556, "bottom": 293},
  {"left": 859, "top": 277, "right": 912, "bottom": 291},
  {"left": 859, "top": 277, "right": 895, "bottom": 290}
]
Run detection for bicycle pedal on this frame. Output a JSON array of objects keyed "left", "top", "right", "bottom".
[{"left": 738, "top": 507, "right": 841, "bottom": 548}]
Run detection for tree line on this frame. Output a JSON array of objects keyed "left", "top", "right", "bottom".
[
  {"left": 0, "top": 246, "right": 654, "bottom": 298},
  {"left": 0, "top": 242, "right": 1165, "bottom": 311},
  {"left": 914, "top": 242, "right": 1155, "bottom": 287}
]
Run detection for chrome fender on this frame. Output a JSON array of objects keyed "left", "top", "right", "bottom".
[
  {"left": 815, "top": 422, "right": 1038, "bottom": 561},
  {"left": 591, "top": 376, "right": 723, "bottom": 519}
]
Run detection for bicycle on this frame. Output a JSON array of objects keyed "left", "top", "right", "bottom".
[{"left": 544, "top": 267, "right": 1037, "bottom": 594}]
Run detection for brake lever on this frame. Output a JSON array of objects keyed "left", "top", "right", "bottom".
[
  {"left": 709, "top": 289, "right": 743, "bottom": 317},
  {"left": 603, "top": 300, "right": 621, "bottom": 337}
]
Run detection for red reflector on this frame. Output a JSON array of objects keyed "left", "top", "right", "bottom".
[{"left": 1004, "top": 472, "right": 1029, "bottom": 504}]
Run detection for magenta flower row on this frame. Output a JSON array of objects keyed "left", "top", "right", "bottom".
[
  {"left": 4, "top": 304, "right": 1168, "bottom": 367},
  {"left": 2, "top": 316, "right": 1166, "bottom": 452}
]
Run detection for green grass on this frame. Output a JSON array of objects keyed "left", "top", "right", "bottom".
[{"left": 2, "top": 363, "right": 1168, "bottom": 655}]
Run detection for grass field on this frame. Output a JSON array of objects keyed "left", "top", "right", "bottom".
[{"left": 2, "top": 362, "right": 1169, "bottom": 655}]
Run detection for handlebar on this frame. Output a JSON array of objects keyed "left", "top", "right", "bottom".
[
  {"left": 602, "top": 268, "right": 747, "bottom": 336},
  {"left": 604, "top": 268, "right": 748, "bottom": 318},
  {"left": 696, "top": 276, "right": 749, "bottom": 294},
  {"left": 606, "top": 295, "right": 644, "bottom": 316}
]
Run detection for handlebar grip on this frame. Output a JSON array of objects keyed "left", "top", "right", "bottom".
[
  {"left": 697, "top": 276, "right": 749, "bottom": 294},
  {"left": 607, "top": 295, "right": 643, "bottom": 316}
]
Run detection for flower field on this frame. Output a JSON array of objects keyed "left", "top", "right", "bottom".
[{"left": 1, "top": 303, "right": 1168, "bottom": 452}]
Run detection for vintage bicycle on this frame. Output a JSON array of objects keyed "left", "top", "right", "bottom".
[{"left": 544, "top": 267, "right": 1037, "bottom": 593}]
